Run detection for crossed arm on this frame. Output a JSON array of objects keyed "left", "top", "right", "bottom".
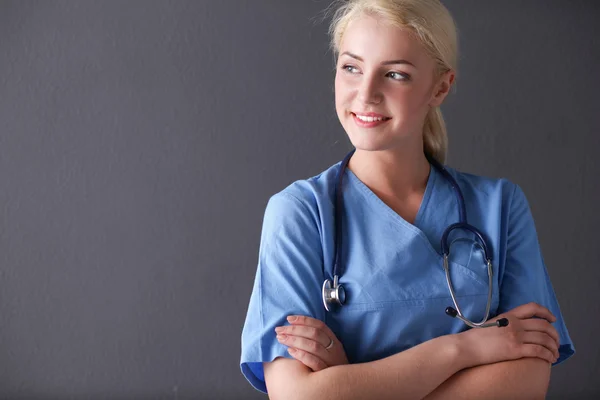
[
  {"left": 265, "top": 344, "right": 551, "bottom": 400},
  {"left": 422, "top": 357, "right": 550, "bottom": 400},
  {"left": 264, "top": 303, "right": 557, "bottom": 399}
]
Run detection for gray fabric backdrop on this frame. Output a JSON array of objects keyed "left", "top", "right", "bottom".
[{"left": 0, "top": 0, "right": 597, "bottom": 399}]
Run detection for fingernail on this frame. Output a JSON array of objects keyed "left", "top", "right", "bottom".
[
  {"left": 288, "top": 348, "right": 296, "bottom": 355},
  {"left": 274, "top": 327, "right": 284, "bottom": 333},
  {"left": 276, "top": 334, "right": 287, "bottom": 341},
  {"left": 287, "top": 316, "right": 297, "bottom": 323}
]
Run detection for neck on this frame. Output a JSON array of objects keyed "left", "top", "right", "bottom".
[{"left": 347, "top": 146, "right": 431, "bottom": 201}]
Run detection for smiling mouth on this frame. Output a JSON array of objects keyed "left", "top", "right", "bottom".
[
  {"left": 350, "top": 112, "right": 391, "bottom": 122},
  {"left": 350, "top": 112, "right": 391, "bottom": 127}
]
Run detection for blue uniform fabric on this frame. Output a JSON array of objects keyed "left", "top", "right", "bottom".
[{"left": 240, "top": 160, "right": 575, "bottom": 394}]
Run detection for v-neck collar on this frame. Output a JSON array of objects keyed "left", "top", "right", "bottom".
[{"left": 344, "top": 162, "right": 438, "bottom": 232}]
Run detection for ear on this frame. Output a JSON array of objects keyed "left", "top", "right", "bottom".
[{"left": 429, "top": 70, "right": 455, "bottom": 108}]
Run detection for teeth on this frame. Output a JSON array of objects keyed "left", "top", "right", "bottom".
[{"left": 355, "top": 114, "right": 387, "bottom": 122}]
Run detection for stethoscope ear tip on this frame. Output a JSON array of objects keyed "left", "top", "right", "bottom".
[
  {"left": 445, "top": 306, "right": 458, "bottom": 318},
  {"left": 496, "top": 318, "right": 509, "bottom": 327}
]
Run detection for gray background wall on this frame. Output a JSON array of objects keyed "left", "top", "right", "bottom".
[{"left": 0, "top": 0, "right": 597, "bottom": 399}]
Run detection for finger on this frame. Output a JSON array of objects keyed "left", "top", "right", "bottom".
[
  {"left": 277, "top": 324, "right": 331, "bottom": 349},
  {"left": 510, "top": 302, "right": 555, "bottom": 321},
  {"left": 288, "top": 315, "right": 338, "bottom": 342},
  {"left": 277, "top": 332, "right": 330, "bottom": 359},
  {"left": 520, "top": 331, "right": 559, "bottom": 359},
  {"left": 519, "top": 343, "right": 556, "bottom": 364},
  {"left": 287, "top": 348, "right": 328, "bottom": 372},
  {"left": 510, "top": 302, "right": 556, "bottom": 322},
  {"left": 522, "top": 318, "right": 561, "bottom": 347}
]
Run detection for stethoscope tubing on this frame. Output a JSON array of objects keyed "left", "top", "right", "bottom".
[{"left": 323, "top": 148, "right": 509, "bottom": 328}]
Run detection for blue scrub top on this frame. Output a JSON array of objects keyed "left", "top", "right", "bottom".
[{"left": 240, "top": 159, "right": 575, "bottom": 394}]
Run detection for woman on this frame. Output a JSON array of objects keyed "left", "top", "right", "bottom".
[{"left": 240, "top": 0, "right": 575, "bottom": 398}]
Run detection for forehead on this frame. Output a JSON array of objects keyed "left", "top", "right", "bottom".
[{"left": 339, "top": 14, "right": 431, "bottom": 67}]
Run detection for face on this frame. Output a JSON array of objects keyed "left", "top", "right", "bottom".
[{"left": 335, "top": 14, "right": 454, "bottom": 152}]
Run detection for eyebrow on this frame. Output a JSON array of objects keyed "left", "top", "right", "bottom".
[{"left": 340, "top": 51, "right": 416, "bottom": 67}]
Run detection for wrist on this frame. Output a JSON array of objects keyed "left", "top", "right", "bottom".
[{"left": 450, "top": 332, "right": 477, "bottom": 370}]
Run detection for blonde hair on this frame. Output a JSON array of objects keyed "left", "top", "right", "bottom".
[{"left": 325, "top": 0, "right": 458, "bottom": 164}]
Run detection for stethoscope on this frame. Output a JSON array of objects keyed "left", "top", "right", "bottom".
[{"left": 322, "top": 148, "right": 509, "bottom": 328}]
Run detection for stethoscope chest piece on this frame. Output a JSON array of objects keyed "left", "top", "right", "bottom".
[{"left": 322, "top": 275, "right": 346, "bottom": 312}]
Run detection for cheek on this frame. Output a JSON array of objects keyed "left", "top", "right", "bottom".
[
  {"left": 334, "top": 75, "right": 343, "bottom": 98},
  {"left": 389, "top": 89, "right": 425, "bottom": 112},
  {"left": 408, "top": 84, "right": 432, "bottom": 106},
  {"left": 334, "top": 77, "right": 347, "bottom": 110}
]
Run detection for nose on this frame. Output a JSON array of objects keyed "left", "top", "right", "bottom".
[{"left": 357, "top": 74, "right": 383, "bottom": 105}]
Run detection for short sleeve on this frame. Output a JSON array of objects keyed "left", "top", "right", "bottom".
[
  {"left": 240, "top": 192, "right": 326, "bottom": 393},
  {"left": 497, "top": 183, "right": 575, "bottom": 366}
]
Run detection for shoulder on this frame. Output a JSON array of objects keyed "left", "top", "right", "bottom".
[
  {"left": 277, "top": 161, "right": 341, "bottom": 203},
  {"left": 262, "top": 161, "right": 341, "bottom": 228},
  {"left": 442, "top": 164, "right": 522, "bottom": 206}
]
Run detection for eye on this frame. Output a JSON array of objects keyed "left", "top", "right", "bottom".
[
  {"left": 386, "top": 71, "right": 410, "bottom": 81},
  {"left": 341, "top": 64, "right": 359, "bottom": 74}
]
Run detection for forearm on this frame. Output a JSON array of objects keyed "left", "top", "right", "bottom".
[
  {"left": 423, "top": 358, "right": 552, "bottom": 400},
  {"left": 300, "top": 335, "right": 466, "bottom": 400}
]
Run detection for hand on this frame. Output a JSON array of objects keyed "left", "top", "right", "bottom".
[
  {"left": 457, "top": 302, "right": 561, "bottom": 368},
  {"left": 274, "top": 315, "right": 349, "bottom": 371}
]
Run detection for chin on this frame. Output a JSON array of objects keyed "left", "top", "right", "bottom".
[{"left": 347, "top": 136, "right": 393, "bottom": 152}]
